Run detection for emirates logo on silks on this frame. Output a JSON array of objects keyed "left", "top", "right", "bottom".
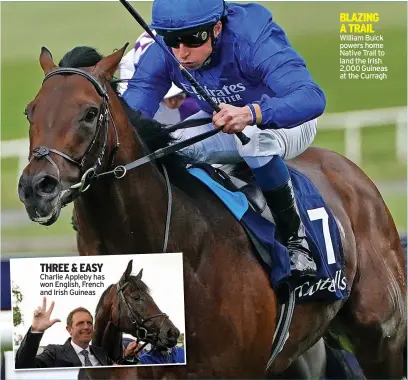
[{"left": 180, "top": 82, "right": 247, "bottom": 104}]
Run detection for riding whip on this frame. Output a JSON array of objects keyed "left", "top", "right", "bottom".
[{"left": 118, "top": 0, "right": 250, "bottom": 145}]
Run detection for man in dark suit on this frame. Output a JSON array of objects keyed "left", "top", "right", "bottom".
[{"left": 15, "top": 297, "right": 113, "bottom": 369}]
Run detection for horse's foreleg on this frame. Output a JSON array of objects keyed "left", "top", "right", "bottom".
[
  {"left": 276, "top": 338, "right": 326, "bottom": 379},
  {"left": 353, "top": 337, "right": 405, "bottom": 379},
  {"left": 86, "top": 367, "right": 150, "bottom": 380}
]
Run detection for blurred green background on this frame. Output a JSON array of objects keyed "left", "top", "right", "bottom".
[{"left": 1, "top": 1, "right": 406, "bottom": 256}]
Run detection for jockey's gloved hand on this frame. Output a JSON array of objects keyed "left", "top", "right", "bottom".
[{"left": 212, "top": 103, "right": 253, "bottom": 134}]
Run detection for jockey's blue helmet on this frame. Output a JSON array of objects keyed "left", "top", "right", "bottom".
[{"left": 151, "top": 0, "right": 227, "bottom": 31}]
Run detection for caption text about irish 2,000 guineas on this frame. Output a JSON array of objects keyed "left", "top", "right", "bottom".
[{"left": 339, "top": 13, "right": 387, "bottom": 81}]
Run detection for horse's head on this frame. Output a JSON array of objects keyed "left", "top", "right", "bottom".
[
  {"left": 112, "top": 260, "right": 180, "bottom": 349},
  {"left": 18, "top": 45, "right": 128, "bottom": 225}
]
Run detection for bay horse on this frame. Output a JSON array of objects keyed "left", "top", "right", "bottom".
[
  {"left": 93, "top": 259, "right": 180, "bottom": 363},
  {"left": 18, "top": 45, "right": 406, "bottom": 379}
]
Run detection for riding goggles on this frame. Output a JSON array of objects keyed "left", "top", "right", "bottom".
[{"left": 159, "top": 26, "right": 213, "bottom": 49}]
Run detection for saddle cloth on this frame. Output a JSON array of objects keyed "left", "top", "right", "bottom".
[{"left": 188, "top": 165, "right": 349, "bottom": 304}]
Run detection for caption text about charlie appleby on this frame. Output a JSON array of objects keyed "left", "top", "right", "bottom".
[{"left": 39, "top": 263, "right": 105, "bottom": 296}]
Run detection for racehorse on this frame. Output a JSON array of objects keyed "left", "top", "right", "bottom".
[
  {"left": 92, "top": 259, "right": 180, "bottom": 363},
  {"left": 18, "top": 45, "right": 406, "bottom": 379}
]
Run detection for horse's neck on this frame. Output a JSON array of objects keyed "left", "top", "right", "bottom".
[
  {"left": 75, "top": 140, "right": 169, "bottom": 255},
  {"left": 74, "top": 93, "right": 231, "bottom": 266},
  {"left": 93, "top": 319, "right": 123, "bottom": 361},
  {"left": 74, "top": 89, "right": 173, "bottom": 252}
]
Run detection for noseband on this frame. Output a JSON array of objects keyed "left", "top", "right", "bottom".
[
  {"left": 116, "top": 281, "right": 169, "bottom": 346},
  {"left": 30, "top": 68, "right": 119, "bottom": 192}
]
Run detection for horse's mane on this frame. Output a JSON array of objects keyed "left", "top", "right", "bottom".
[
  {"left": 95, "top": 283, "right": 114, "bottom": 314},
  {"left": 59, "top": 46, "right": 104, "bottom": 72},
  {"left": 58, "top": 46, "right": 190, "bottom": 181},
  {"left": 127, "top": 273, "right": 151, "bottom": 294},
  {"left": 95, "top": 273, "right": 150, "bottom": 315}
]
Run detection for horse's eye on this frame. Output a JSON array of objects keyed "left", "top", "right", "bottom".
[
  {"left": 84, "top": 107, "right": 98, "bottom": 123},
  {"left": 24, "top": 108, "right": 31, "bottom": 121},
  {"left": 24, "top": 107, "right": 33, "bottom": 124}
]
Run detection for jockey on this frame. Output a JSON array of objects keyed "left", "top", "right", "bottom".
[
  {"left": 119, "top": 32, "right": 200, "bottom": 124},
  {"left": 121, "top": 0, "right": 326, "bottom": 287}
]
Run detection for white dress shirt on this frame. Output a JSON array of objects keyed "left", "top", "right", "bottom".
[{"left": 70, "top": 341, "right": 100, "bottom": 366}]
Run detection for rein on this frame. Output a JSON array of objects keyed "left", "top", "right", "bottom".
[{"left": 34, "top": 67, "right": 218, "bottom": 190}]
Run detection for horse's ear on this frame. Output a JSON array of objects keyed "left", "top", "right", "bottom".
[
  {"left": 120, "top": 259, "right": 133, "bottom": 283},
  {"left": 135, "top": 268, "right": 143, "bottom": 282},
  {"left": 39, "top": 47, "right": 57, "bottom": 75},
  {"left": 94, "top": 43, "right": 129, "bottom": 81},
  {"left": 125, "top": 260, "right": 133, "bottom": 277}
]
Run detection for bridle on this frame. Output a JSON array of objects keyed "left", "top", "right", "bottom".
[
  {"left": 29, "top": 67, "right": 120, "bottom": 193},
  {"left": 30, "top": 66, "right": 221, "bottom": 191},
  {"left": 116, "top": 281, "right": 169, "bottom": 348},
  {"left": 28, "top": 67, "right": 222, "bottom": 251}
]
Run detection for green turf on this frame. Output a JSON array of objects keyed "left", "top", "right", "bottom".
[
  {"left": 1, "top": 204, "right": 75, "bottom": 238},
  {"left": 2, "top": 2, "right": 406, "bottom": 138},
  {"left": 382, "top": 194, "right": 407, "bottom": 231},
  {"left": 2, "top": 157, "right": 22, "bottom": 208},
  {"left": 293, "top": 27, "right": 407, "bottom": 113},
  {"left": 1, "top": 2, "right": 406, "bottom": 244},
  {"left": 312, "top": 125, "right": 407, "bottom": 180}
]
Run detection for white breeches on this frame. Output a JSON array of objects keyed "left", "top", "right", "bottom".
[{"left": 172, "top": 111, "right": 318, "bottom": 168}]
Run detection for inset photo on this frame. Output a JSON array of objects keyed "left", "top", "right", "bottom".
[{"left": 10, "top": 253, "right": 186, "bottom": 370}]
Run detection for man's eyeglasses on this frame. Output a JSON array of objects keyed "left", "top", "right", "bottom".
[{"left": 161, "top": 28, "right": 212, "bottom": 49}]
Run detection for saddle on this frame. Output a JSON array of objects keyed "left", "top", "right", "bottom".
[
  {"left": 188, "top": 163, "right": 349, "bottom": 369},
  {"left": 190, "top": 163, "right": 295, "bottom": 367},
  {"left": 190, "top": 163, "right": 276, "bottom": 269},
  {"left": 188, "top": 162, "right": 348, "bottom": 306},
  {"left": 191, "top": 163, "right": 272, "bottom": 218}
]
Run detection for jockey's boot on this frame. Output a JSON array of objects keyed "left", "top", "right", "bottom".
[{"left": 263, "top": 179, "right": 317, "bottom": 284}]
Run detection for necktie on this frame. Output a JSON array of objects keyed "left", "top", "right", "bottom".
[{"left": 80, "top": 349, "right": 93, "bottom": 367}]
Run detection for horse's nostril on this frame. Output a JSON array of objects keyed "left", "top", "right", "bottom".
[
  {"left": 168, "top": 328, "right": 179, "bottom": 339},
  {"left": 35, "top": 175, "right": 60, "bottom": 195}
]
